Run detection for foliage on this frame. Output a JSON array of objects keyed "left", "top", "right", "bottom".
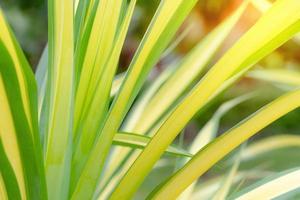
[{"left": 0, "top": 0, "right": 300, "bottom": 199}]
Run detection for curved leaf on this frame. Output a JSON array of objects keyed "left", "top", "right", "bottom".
[
  {"left": 247, "top": 69, "right": 300, "bottom": 89},
  {"left": 74, "top": 1, "right": 199, "bottom": 198},
  {"left": 111, "top": 1, "right": 300, "bottom": 198},
  {"left": 229, "top": 168, "right": 300, "bottom": 200},
  {"left": 0, "top": 9, "right": 46, "bottom": 200},
  {"left": 149, "top": 89, "right": 300, "bottom": 199},
  {"left": 113, "top": 132, "right": 192, "bottom": 157}
]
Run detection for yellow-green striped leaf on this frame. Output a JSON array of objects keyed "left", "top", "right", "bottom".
[
  {"left": 0, "top": 9, "right": 46, "bottom": 200},
  {"left": 149, "top": 89, "right": 300, "bottom": 199},
  {"left": 70, "top": 1, "right": 137, "bottom": 198},
  {"left": 73, "top": 1, "right": 199, "bottom": 199},
  {"left": 179, "top": 94, "right": 253, "bottom": 200},
  {"left": 229, "top": 168, "right": 300, "bottom": 200},
  {"left": 44, "top": 0, "right": 74, "bottom": 199},
  {"left": 113, "top": 132, "right": 192, "bottom": 158},
  {"left": 129, "top": 2, "right": 248, "bottom": 134},
  {"left": 111, "top": 1, "right": 300, "bottom": 198}
]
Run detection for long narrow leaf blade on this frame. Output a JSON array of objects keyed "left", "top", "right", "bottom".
[
  {"left": 229, "top": 168, "right": 300, "bottom": 200},
  {"left": 240, "top": 134, "right": 300, "bottom": 160},
  {"left": 0, "top": 9, "right": 46, "bottom": 200},
  {"left": 130, "top": 2, "right": 248, "bottom": 133},
  {"left": 113, "top": 132, "right": 192, "bottom": 157},
  {"left": 179, "top": 94, "right": 253, "bottom": 200},
  {"left": 70, "top": 1, "right": 137, "bottom": 198},
  {"left": 44, "top": 0, "right": 74, "bottom": 199},
  {"left": 0, "top": 139, "right": 22, "bottom": 200},
  {"left": 149, "top": 89, "right": 300, "bottom": 199},
  {"left": 74, "top": 1, "right": 199, "bottom": 198},
  {"left": 247, "top": 69, "right": 300, "bottom": 88},
  {"left": 111, "top": 1, "right": 300, "bottom": 198},
  {"left": 212, "top": 151, "right": 242, "bottom": 200}
]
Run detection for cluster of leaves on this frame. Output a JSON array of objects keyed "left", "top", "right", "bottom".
[{"left": 0, "top": 0, "right": 300, "bottom": 199}]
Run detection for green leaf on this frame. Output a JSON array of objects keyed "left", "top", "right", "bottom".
[
  {"left": 179, "top": 94, "right": 253, "bottom": 200},
  {"left": 160, "top": 24, "right": 193, "bottom": 59},
  {"left": 211, "top": 150, "right": 242, "bottom": 200},
  {"left": 240, "top": 134, "right": 300, "bottom": 161},
  {"left": 0, "top": 139, "right": 22, "bottom": 200},
  {"left": 35, "top": 46, "right": 48, "bottom": 114},
  {"left": 190, "top": 170, "right": 270, "bottom": 200},
  {"left": 35, "top": 46, "right": 48, "bottom": 149},
  {"left": 113, "top": 132, "right": 192, "bottom": 158},
  {"left": 247, "top": 69, "right": 300, "bottom": 89},
  {"left": 44, "top": 0, "right": 74, "bottom": 199},
  {"left": 111, "top": 0, "right": 300, "bottom": 198},
  {"left": 123, "top": 64, "right": 176, "bottom": 132},
  {"left": 73, "top": 0, "right": 125, "bottom": 130},
  {"left": 73, "top": 1, "right": 199, "bottom": 199},
  {"left": 251, "top": 0, "right": 300, "bottom": 45},
  {"left": 0, "top": 9, "right": 46, "bottom": 200},
  {"left": 149, "top": 89, "right": 300, "bottom": 199},
  {"left": 192, "top": 94, "right": 254, "bottom": 154},
  {"left": 70, "top": 1, "right": 137, "bottom": 198},
  {"left": 129, "top": 2, "right": 248, "bottom": 134},
  {"left": 74, "top": 0, "right": 90, "bottom": 46},
  {"left": 228, "top": 168, "right": 300, "bottom": 200},
  {"left": 97, "top": 65, "right": 178, "bottom": 198},
  {"left": 110, "top": 73, "right": 125, "bottom": 99},
  {"left": 100, "top": 5, "right": 250, "bottom": 197}
]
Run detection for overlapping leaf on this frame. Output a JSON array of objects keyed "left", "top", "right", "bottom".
[
  {"left": 72, "top": 1, "right": 200, "bottom": 199},
  {"left": 44, "top": 0, "right": 74, "bottom": 199},
  {"left": 110, "top": 0, "right": 300, "bottom": 198},
  {"left": 0, "top": 9, "right": 46, "bottom": 200}
]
